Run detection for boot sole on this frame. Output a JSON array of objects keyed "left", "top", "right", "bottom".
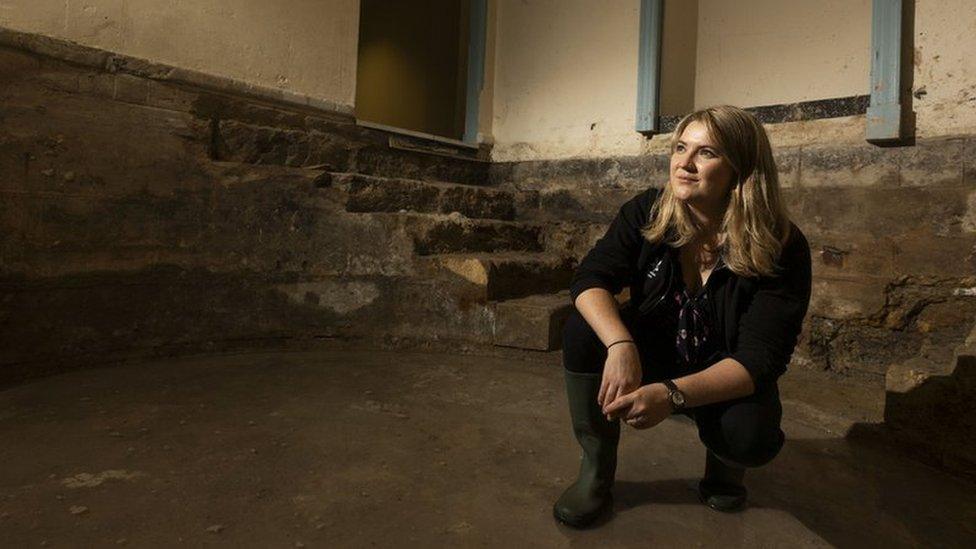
[
  {"left": 697, "top": 485, "right": 747, "bottom": 513},
  {"left": 552, "top": 494, "right": 613, "bottom": 528}
]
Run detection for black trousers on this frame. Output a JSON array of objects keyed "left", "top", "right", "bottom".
[{"left": 561, "top": 303, "right": 785, "bottom": 468}]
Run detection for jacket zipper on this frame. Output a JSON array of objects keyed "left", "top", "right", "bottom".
[{"left": 639, "top": 252, "right": 727, "bottom": 316}]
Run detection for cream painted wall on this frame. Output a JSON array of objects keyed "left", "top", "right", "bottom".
[
  {"left": 490, "top": 0, "right": 880, "bottom": 162},
  {"left": 694, "top": 0, "right": 872, "bottom": 108},
  {"left": 0, "top": 0, "right": 360, "bottom": 110},
  {"left": 490, "top": 0, "right": 644, "bottom": 162},
  {"left": 912, "top": 0, "right": 976, "bottom": 138}
]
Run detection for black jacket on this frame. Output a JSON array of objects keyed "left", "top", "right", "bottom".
[{"left": 568, "top": 187, "right": 813, "bottom": 393}]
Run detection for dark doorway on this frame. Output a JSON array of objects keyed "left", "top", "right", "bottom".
[{"left": 355, "top": 0, "right": 471, "bottom": 141}]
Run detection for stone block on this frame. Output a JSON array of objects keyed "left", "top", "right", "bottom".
[
  {"left": 0, "top": 267, "right": 345, "bottom": 372},
  {"left": 809, "top": 275, "right": 887, "bottom": 320},
  {"left": 0, "top": 48, "right": 41, "bottom": 81},
  {"left": 78, "top": 71, "right": 115, "bottom": 99},
  {"left": 798, "top": 143, "right": 899, "bottom": 188},
  {"left": 492, "top": 291, "right": 573, "bottom": 351},
  {"left": 541, "top": 221, "right": 608, "bottom": 262},
  {"left": 497, "top": 155, "right": 650, "bottom": 193},
  {"left": 33, "top": 67, "right": 81, "bottom": 94},
  {"left": 885, "top": 356, "right": 954, "bottom": 395},
  {"left": 339, "top": 173, "right": 517, "bottom": 220},
  {"left": 807, "top": 234, "right": 897, "bottom": 280},
  {"left": 424, "top": 252, "right": 575, "bottom": 301},
  {"left": 146, "top": 80, "right": 197, "bottom": 112},
  {"left": 403, "top": 214, "right": 543, "bottom": 256},
  {"left": 513, "top": 189, "right": 540, "bottom": 218},
  {"left": 964, "top": 137, "right": 976, "bottom": 187},
  {"left": 439, "top": 185, "right": 515, "bottom": 221},
  {"left": 788, "top": 184, "right": 975, "bottom": 242},
  {"left": 895, "top": 137, "right": 966, "bottom": 187},
  {"left": 353, "top": 145, "right": 488, "bottom": 186},
  {"left": 535, "top": 187, "right": 638, "bottom": 224},
  {"left": 113, "top": 73, "right": 150, "bottom": 105},
  {"left": 885, "top": 353, "right": 976, "bottom": 477},
  {"left": 637, "top": 152, "right": 670, "bottom": 185},
  {"left": 774, "top": 146, "right": 801, "bottom": 188}
]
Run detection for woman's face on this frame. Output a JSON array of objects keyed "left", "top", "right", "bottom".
[{"left": 669, "top": 120, "right": 735, "bottom": 209}]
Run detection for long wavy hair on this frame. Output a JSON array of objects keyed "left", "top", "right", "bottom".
[{"left": 640, "top": 105, "right": 792, "bottom": 278}]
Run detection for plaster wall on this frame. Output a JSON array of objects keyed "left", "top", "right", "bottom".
[
  {"left": 490, "top": 0, "right": 876, "bottom": 162},
  {"left": 490, "top": 0, "right": 644, "bottom": 162},
  {"left": 694, "top": 0, "right": 872, "bottom": 108},
  {"left": 912, "top": 0, "right": 976, "bottom": 138},
  {"left": 0, "top": 0, "right": 360, "bottom": 111}
]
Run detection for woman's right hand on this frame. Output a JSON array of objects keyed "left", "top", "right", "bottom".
[{"left": 599, "top": 342, "right": 642, "bottom": 414}]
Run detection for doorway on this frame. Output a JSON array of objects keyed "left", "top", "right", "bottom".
[{"left": 355, "top": 0, "right": 475, "bottom": 142}]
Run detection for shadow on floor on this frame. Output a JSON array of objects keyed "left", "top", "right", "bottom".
[{"left": 610, "top": 433, "right": 976, "bottom": 548}]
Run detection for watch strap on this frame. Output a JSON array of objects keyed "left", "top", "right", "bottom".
[{"left": 661, "top": 379, "right": 685, "bottom": 411}]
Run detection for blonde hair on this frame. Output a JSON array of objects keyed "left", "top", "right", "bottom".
[{"left": 641, "top": 105, "right": 792, "bottom": 278}]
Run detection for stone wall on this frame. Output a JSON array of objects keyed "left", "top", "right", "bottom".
[{"left": 0, "top": 34, "right": 496, "bottom": 385}]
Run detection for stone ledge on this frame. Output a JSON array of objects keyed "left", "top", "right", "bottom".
[{"left": 491, "top": 291, "right": 573, "bottom": 351}]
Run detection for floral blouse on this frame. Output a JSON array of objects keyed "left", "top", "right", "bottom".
[{"left": 673, "top": 283, "right": 715, "bottom": 370}]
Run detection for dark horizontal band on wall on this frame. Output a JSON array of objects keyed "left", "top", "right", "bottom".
[{"left": 658, "top": 95, "right": 871, "bottom": 133}]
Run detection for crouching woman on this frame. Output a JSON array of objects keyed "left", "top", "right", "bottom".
[{"left": 554, "top": 105, "right": 812, "bottom": 528}]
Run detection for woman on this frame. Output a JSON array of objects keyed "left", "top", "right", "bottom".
[{"left": 553, "top": 105, "right": 812, "bottom": 528}]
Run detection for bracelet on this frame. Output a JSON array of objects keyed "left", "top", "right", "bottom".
[{"left": 606, "top": 339, "right": 635, "bottom": 351}]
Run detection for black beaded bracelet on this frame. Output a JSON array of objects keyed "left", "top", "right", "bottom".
[{"left": 606, "top": 339, "right": 635, "bottom": 350}]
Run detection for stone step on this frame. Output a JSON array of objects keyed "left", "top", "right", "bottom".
[
  {"left": 205, "top": 160, "right": 330, "bottom": 188},
  {"left": 396, "top": 213, "right": 545, "bottom": 256},
  {"left": 884, "top": 350, "right": 975, "bottom": 428},
  {"left": 491, "top": 291, "right": 574, "bottom": 351},
  {"left": 881, "top": 349, "right": 976, "bottom": 478},
  {"left": 327, "top": 172, "right": 526, "bottom": 221},
  {"left": 420, "top": 252, "right": 576, "bottom": 301},
  {"left": 778, "top": 367, "right": 886, "bottom": 438},
  {"left": 212, "top": 119, "right": 490, "bottom": 186}
]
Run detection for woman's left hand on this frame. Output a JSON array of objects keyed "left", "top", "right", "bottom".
[{"left": 603, "top": 383, "right": 672, "bottom": 430}]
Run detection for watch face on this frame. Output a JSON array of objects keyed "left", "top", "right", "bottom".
[{"left": 672, "top": 391, "right": 685, "bottom": 407}]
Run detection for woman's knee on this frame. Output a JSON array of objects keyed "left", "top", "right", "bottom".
[
  {"left": 719, "top": 424, "right": 784, "bottom": 468},
  {"left": 697, "top": 401, "right": 785, "bottom": 468},
  {"left": 561, "top": 308, "right": 606, "bottom": 374}
]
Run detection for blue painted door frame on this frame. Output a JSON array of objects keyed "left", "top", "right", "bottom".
[
  {"left": 635, "top": 0, "right": 664, "bottom": 135},
  {"left": 867, "top": 0, "right": 908, "bottom": 142}
]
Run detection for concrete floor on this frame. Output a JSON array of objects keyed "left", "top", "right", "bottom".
[{"left": 1, "top": 344, "right": 974, "bottom": 548}]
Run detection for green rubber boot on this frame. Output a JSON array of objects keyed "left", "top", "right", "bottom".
[
  {"left": 553, "top": 369, "right": 620, "bottom": 528},
  {"left": 698, "top": 448, "right": 747, "bottom": 512}
]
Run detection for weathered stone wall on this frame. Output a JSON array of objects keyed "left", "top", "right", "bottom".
[{"left": 0, "top": 37, "right": 496, "bottom": 385}]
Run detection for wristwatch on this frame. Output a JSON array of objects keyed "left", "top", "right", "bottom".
[{"left": 661, "top": 379, "right": 686, "bottom": 413}]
